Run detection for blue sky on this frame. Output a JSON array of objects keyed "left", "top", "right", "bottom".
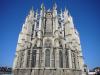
[{"left": 0, "top": 0, "right": 100, "bottom": 69}]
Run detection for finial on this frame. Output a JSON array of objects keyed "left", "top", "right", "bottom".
[
  {"left": 64, "top": 8, "right": 69, "bottom": 15},
  {"left": 35, "top": 9, "right": 38, "bottom": 17},
  {"left": 35, "top": 10, "right": 38, "bottom": 21},
  {"left": 64, "top": 8, "right": 67, "bottom": 12},
  {"left": 65, "top": 8, "right": 71, "bottom": 16},
  {"left": 60, "top": 9, "right": 62, "bottom": 14},
  {"left": 60, "top": 9, "right": 63, "bottom": 17},
  {"left": 41, "top": 3, "right": 43, "bottom": 8},
  {"left": 53, "top": 3, "right": 57, "bottom": 10},
  {"left": 41, "top": 3, "right": 44, "bottom": 10},
  {"left": 36, "top": 9, "right": 38, "bottom": 13},
  {"left": 29, "top": 6, "right": 34, "bottom": 15}
]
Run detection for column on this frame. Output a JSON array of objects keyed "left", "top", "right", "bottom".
[
  {"left": 33, "top": 12, "right": 38, "bottom": 38},
  {"left": 50, "top": 48, "right": 54, "bottom": 67},
  {"left": 55, "top": 48, "right": 59, "bottom": 68},
  {"left": 41, "top": 49, "right": 45, "bottom": 67}
]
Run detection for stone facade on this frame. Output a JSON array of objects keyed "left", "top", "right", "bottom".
[{"left": 13, "top": 4, "right": 86, "bottom": 75}]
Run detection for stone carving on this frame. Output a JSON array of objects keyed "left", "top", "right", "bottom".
[{"left": 13, "top": 3, "right": 87, "bottom": 75}]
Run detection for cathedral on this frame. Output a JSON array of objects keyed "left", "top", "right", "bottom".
[{"left": 13, "top": 4, "right": 87, "bottom": 75}]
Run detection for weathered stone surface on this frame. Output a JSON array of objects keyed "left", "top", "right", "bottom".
[{"left": 13, "top": 3, "right": 86, "bottom": 75}]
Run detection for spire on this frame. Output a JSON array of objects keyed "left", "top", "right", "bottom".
[
  {"left": 64, "top": 8, "right": 68, "bottom": 14},
  {"left": 36, "top": 9, "right": 38, "bottom": 13},
  {"left": 41, "top": 3, "right": 45, "bottom": 10},
  {"left": 53, "top": 3, "right": 57, "bottom": 16},
  {"left": 36, "top": 9, "right": 38, "bottom": 17},
  {"left": 40, "top": 3, "right": 45, "bottom": 17},
  {"left": 64, "top": 8, "right": 69, "bottom": 23},
  {"left": 25, "top": 7, "right": 34, "bottom": 24},
  {"left": 34, "top": 10, "right": 38, "bottom": 30},
  {"left": 53, "top": 3, "right": 57, "bottom": 10},
  {"left": 27, "top": 7, "right": 34, "bottom": 21},
  {"left": 29, "top": 6, "right": 34, "bottom": 15},
  {"left": 60, "top": 9, "right": 63, "bottom": 17},
  {"left": 60, "top": 9, "right": 63, "bottom": 21},
  {"left": 60, "top": 9, "right": 64, "bottom": 30}
]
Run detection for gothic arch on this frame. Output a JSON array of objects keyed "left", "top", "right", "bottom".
[
  {"left": 54, "top": 39, "right": 59, "bottom": 47},
  {"left": 32, "top": 50, "right": 37, "bottom": 67},
  {"left": 45, "top": 49, "right": 50, "bottom": 67},
  {"left": 27, "top": 50, "right": 30, "bottom": 67},
  {"left": 59, "top": 41, "right": 63, "bottom": 48},
  {"left": 59, "top": 50, "right": 63, "bottom": 68},
  {"left": 65, "top": 49, "right": 69, "bottom": 68}
]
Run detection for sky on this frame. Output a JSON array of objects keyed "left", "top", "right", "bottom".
[{"left": 0, "top": 0, "right": 100, "bottom": 69}]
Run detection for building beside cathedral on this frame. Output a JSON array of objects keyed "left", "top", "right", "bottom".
[{"left": 13, "top": 4, "right": 87, "bottom": 75}]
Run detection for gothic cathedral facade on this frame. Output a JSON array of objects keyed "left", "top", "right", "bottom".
[{"left": 13, "top": 4, "right": 86, "bottom": 75}]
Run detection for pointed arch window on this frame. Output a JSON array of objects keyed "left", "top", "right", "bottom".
[
  {"left": 59, "top": 50, "right": 63, "bottom": 68},
  {"left": 59, "top": 41, "right": 62, "bottom": 48},
  {"left": 32, "top": 50, "right": 37, "bottom": 67},
  {"left": 27, "top": 50, "right": 30, "bottom": 67},
  {"left": 65, "top": 49, "right": 69, "bottom": 68},
  {"left": 45, "top": 49, "right": 50, "bottom": 67}
]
